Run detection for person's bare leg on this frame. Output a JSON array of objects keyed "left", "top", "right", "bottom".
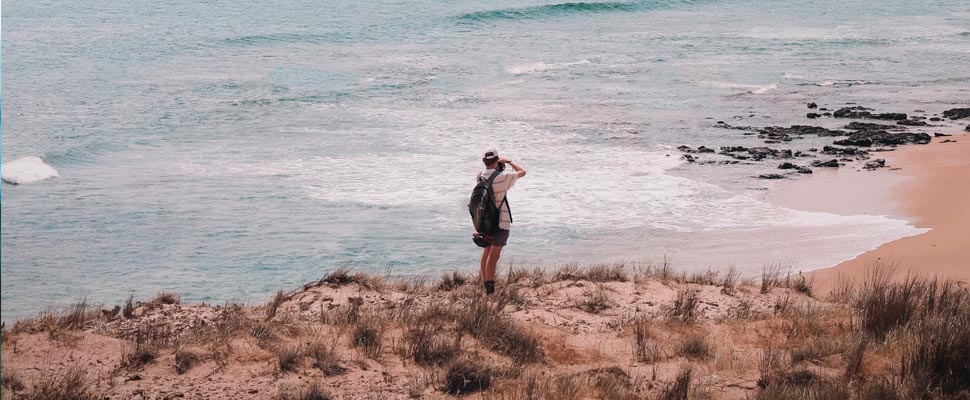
[
  {"left": 485, "top": 245, "right": 503, "bottom": 282},
  {"left": 480, "top": 246, "right": 491, "bottom": 282}
]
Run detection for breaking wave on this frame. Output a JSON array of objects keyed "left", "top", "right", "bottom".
[
  {"left": 456, "top": 0, "right": 712, "bottom": 23},
  {"left": 1, "top": 156, "right": 59, "bottom": 185}
]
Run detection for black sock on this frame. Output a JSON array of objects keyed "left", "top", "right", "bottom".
[{"left": 484, "top": 280, "right": 495, "bottom": 295}]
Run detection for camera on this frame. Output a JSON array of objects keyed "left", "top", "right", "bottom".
[{"left": 496, "top": 161, "right": 506, "bottom": 171}]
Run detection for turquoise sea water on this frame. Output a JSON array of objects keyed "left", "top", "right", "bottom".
[{"left": 3, "top": 0, "right": 969, "bottom": 321}]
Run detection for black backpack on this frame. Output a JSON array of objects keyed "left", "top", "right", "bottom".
[{"left": 469, "top": 170, "right": 511, "bottom": 234}]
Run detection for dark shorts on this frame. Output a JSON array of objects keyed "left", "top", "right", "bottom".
[{"left": 491, "top": 229, "right": 510, "bottom": 247}]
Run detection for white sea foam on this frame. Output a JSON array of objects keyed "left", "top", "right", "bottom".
[
  {"left": 750, "top": 84, "right": 777, "bottom": 94},
  {"left": 1, "top": 156, "right": 59, "bottom": 185},
  {"left": 505, "top": 59, "right": 590, "bottom": 75}
]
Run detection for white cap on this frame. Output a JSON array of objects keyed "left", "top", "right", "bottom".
[{"left": 482, "top": 148, "right": 499, "bottom": 160}]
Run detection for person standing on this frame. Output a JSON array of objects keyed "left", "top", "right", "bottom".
[{"left": 476, "top": 149, "right": 526, "bottom": 294}]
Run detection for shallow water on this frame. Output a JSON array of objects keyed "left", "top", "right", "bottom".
[{"left": 3, "top": 0, "right": 969, "bottom": 321}]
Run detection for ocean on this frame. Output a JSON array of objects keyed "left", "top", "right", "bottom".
[{"left": 3, "top": 0, "right": 969, "bottom": 321}]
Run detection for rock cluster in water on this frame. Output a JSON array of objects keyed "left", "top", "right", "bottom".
[{"left": 677, "top": 103, "right": 965, "bottom": 179}]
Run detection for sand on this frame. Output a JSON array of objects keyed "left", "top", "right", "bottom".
[{"left": 782, "top": 134, "right": 970, "bottom": 292}]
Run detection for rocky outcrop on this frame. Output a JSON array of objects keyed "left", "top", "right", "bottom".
[
  {"left": 833, "top": 131, "right": 931, "bottom": 147},
  {"left": 864, "top": 159, "right": 886, "bottom": 170},
  {"left": 811, "top": 159, "right": 840, "bottom": 168},
  {"left": 834, "top": 106, "right": 907, "bottom": 120},
  {"left": 942, "top": 108, "right": 970, "bottom": 120}
]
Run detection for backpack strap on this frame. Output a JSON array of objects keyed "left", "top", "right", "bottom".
[{"left": 502, "top": 196, "right": 512, "bottom": 224}]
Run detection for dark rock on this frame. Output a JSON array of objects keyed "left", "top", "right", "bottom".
[
  {"left": 758, "top": 174, "right": 786, "bottom": 179},
  {"left": 806, "top": 113, "right": 821, "bottom": 119},
  {"left": 864, "top": 159, "right": 886, "bottom": 170},
  {"left": 897, "top": 119, "right": 928, "bottom": 126},
  {"left": 716, "top": 121, "right": 726, "bottom": 124},
  {"left": 914, "top": 109, "right": 926, "bottom": 113},
  {"left": 808, "top": 148, "right": 818, "bottom": 152},
  {"left": 821, "top": 145, "right": 866, "bottom": 156},
  {"left": 822, "top": 112, "right": 832, "bottom": 116},
  {"left": 833, "top": 106, "right": 873, "bottom": 118},
  {"left": 807, "top": 102, "right": 818, "bottom": 109},
  {"left": 966, "top": 125, "right": 970, "bottom": 132},
  {"left": 812, "top": 159, "right": 840, "bottom": 168},
  {"left": 778, "top": 162, "right": 797, "bottom": 170},
  {"left": 833, "top": 131, "right": 931, "bottom": 147},
  {"left": 682, "top": 154, "right": 695, "bottom": 163},
  {"left": 834, "top": 136, "right": 873, "bottom": 147},
  {"left": 819, "top": 107, "right": 828, "bottom": 111},
  {"left": 844, "top": 122, "right": 897, "bottom": 131},
  {"left": 942, "top": 108, "right": 970, "bottom": 120},
  {"left": 834, "top": 106, "right": 906, "bottom": 120},
  {"left": 696, "top": 146, "right": 715, "bottom": 153},
  {"left": 795, "top": 166, "right": 813, "bottom": 174},
  {"left": 934, "top": 133, "right": 952, "bottom": 137},
  {"left": 677, "top": 145, "right": 694, "bottom": 153},
  {"left": 720, "top": 146, "right": 749, "bottom": 153},
  {"left": 929, "top": 117, "right": 942, "bottom": 122},
  {"left": 941, "top": 139, "right": 957, "bottom": 143},
  {"left": 759, "top": 125, "right": 846, "bottom": 139}
]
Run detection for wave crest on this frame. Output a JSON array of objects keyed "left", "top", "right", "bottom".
[
  {"left": 2, "top": 156, "right": 59, "bottom": 185},
  {"left": 458, "top": 2, "right": 639, "bottom": 22}
]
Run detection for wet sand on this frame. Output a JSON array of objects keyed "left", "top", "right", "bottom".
[{"left": 770, "top": 134, "right": 970, "bottom": 293}]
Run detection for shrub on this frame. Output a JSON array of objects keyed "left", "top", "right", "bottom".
[
  {"left": 307, "top": 339, "right": 346, "bottom": 376},
  {"left": 577, "top": 285, "right": 612, "bottom": 313},
  {"left": 436, "top": 271, "right": 467, "bottom": 291},
  {"left": 27, "top": 365, "right": 99, "bottom": 400},
  {"left": 174, "top": 348, "right": 202, "bottom": 374},
  {"left": 279, "top": 380, "right": 332, "bottom": 400},
  {"left": 659, "top": 366, "right": 692, "bottom": 400},
  {"left": 265, "top": 290, "right": 287, "bottom": 321},
  {"left": 153, "top": 291, "right": 181, "bottom": 305},
  {"left": 404, "top": 320, "right": 460, "bottom": 367},
  {"left": 670, "top": 288, "right": 700, "bottom": 323},
  {"left": 277, "top": 343, "right": 304, "bottom": 372},
  {"left": 120, "top": 323, "right": 171, "bottom": 369},
  {"left": 352, "top": 316, "right": 385, "bottom": 359},
  {"left": 677, "top": 333, "right": 712, "bottom": 360},
  {"left": 631, "top": 315, "right": 660, "bottom": 362},
  {"left": 455, "top": 294, "right": 543, "bottom": 362},
  {"left": 444, "top": 357, "right": 492, "bottom": 395},
  {"left": 900, "top": 304, "right": 970, "bottom": 397}
]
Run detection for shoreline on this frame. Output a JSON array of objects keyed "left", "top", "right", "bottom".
[{"left": 768, "top": 132, "right": 970, "bottom": 292}]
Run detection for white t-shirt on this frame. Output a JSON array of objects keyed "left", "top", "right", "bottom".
[{"left": 478, "top": 168, "right": 518, "bottom": 230}]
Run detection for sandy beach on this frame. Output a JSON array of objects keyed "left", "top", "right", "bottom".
[{"left": 770, "top": 132, "right": 970, "bottom": 292}]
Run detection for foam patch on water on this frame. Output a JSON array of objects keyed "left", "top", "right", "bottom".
[
  {"left": 506, "top": 59, "right": 590, "bottom": 75},
  {"left": 1, "top": 157, "right": 59, "bottom": 185}
]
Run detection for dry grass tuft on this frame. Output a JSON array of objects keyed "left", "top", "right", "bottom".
[
  {"left": 279, "top": 380, "right": 332, "bottom": 400},
  {"left": 631, "top": 315, "right": 661, "bottom": 363},
  {"left": 553, "top": 262, "right": 628, "bottom": 282},
  {"left": 755, "top": 370, "right": 850, "bottom": 400},
  {"left": 670, "top": 288, "right": 700, "bottom": 323},
  {"left": 265, "top": 290, "right": 287, "bottom": 321},
  {"left": 352, "top": 315, "right": 385, "bottom": 359},
  {"left": 404, "top": 319, "right": 460, "bottom": 367},
  {"left": 152, "top": 291, "right": 181, "bottom": 305},
  {"left": 27, "top": 364, "right": 99, "bottom": 400},
  {"left": 318, "top": 267, "right": 386, "bottom": 291},
  {"left": 676, "top": 333, "right": 712, "bottom": 360},
  {"left": 276, "top": 342, "right": 304, "bottom": 372},
  {"left": 436, "top": 271, "right": 468, "bottom": 291},
  {"left": 2, "top": 367, "right": 26, "bottom": 392},
  {"left": 307, "top": 338, "right": 346, "bottom": 376},
  {"left": 444, "top": 357, "right": 492, "bottom": 395},
  {"left": 454, "top": 294, "right": 543, "bottom": 362},
  {"left": 120, "top": 322, "right": 171, "bottom": 369},
  {"left": 659, "top": 365, "right": 692, "bottom": 400},
  {"left": 174, "top": 347, "right": 202, "bottom": 374},
  {"left": 576, "top": 284, "right": 613, "bottom": 313}
]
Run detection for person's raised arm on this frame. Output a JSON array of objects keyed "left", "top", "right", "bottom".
[{"left": 499, "top": 156, "right": 526, "bottom": 178}]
